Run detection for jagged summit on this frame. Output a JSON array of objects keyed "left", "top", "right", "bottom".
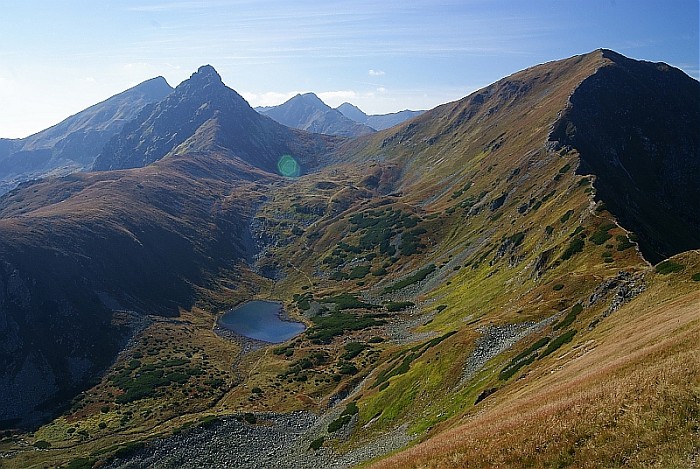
[{"left": 176, "top": 64, "right": 226, "bottom": 93}]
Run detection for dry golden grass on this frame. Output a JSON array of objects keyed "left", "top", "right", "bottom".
[{"left": 369, "top": 289, "right": 700, "bottom": 468}]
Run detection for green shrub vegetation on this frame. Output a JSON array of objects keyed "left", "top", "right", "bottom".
[
  {"left": 508, "top": 231, "right": 526, "bottom": 246},
  {"left": 64, "top": 458, "right": 96, "bottom": 469},
  {"left": 293, "top": 292, "right": 312, "bottom": 311},
  {"left": 338, "top": 361, "right": 358, "bottom": 375},
  {"left": 560, "top": 209, "right": 574, "bottom": 223},
  {"left": 385, "top": 301, "right": 415, "bottom": 312},
  {"left": 615, "top": 234, "right": 634, "bottom": 251},
  {"left": 552, "top": 284, "right": 564, "bottom": 291},
  {"left": 561, "top": 238, "right": 584, "bottom": 260},
  {"left": 554, "top": 303, "right": 583, "bottom": 330},
  {"left": 692, "top": 272, "right": 700, "bottom": 282},
  {"left": 347, "top": 265, "right": 371, "bottom": 280},
  {"left": 499, "top": 337, "right": 550, "bottom": 380},
  {"left": 539, "top": 329, "right": 577, "bottom": 358},
  {"left": 655, "top": 260, "right": 684, "bottom": 275},
  {"left": 317, "top": 294, "right": 378, "bottom": 310},
  {"left": 383, "top": 264, "right": 436, "bottom": 293},
  {"left": 328, "top": 402, "right": 359, "bottom": 433},
  {"left": 342, "top": 342, "right": 368, "bottom": 359},
  {"left": 307, "top": 311, "right": 385, "bottom": 344},
  {"left": 309, "top": 436, "right": 325, "bottom": 450},
  {"left": 590, "top": 223, "right": 616, "bottom": 245}
]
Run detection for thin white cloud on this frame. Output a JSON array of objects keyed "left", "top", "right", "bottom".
[
  {"left": 318, "top": 90, "right": 359, "bottom": 103},
  {"left": 241, "top": 91, "right": 301, "bottom": 107},
  {"left": 369, "top": 69, "right": 385, "bottom": 76}
]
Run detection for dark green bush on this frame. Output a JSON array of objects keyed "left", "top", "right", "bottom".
[
  {"left": 385, "top": 301, "right": 415, "bottom": 312},
  {"left": 309, "top": 436, "right": 325, "bottom": 450},
  {"left": 328, "top": 402, "right": 359, "bottom": 432},
  {"left": 539, "top": 330, "right": 577, "bottom": 358},
  {"left": 383, "top": 264, "right": 436, "bottom": 293},
  {"left": 692, "top": 272, "right": 700, "bottom": 282},
  {"left": 64, "top": 458, "right": 96, "bottom": 469},
  {"left": 615, "top": 235, "right": 635, "bottom": 251},
  {"left": 338, "top": 362, "right": 358, "bottom": 375},
  {"left": 554, "top": 303, "right": 583, "bottom": 330},
  {"left": 499, "top": 337, "right": 550, "bottom": 380},
  {"left": 347, "top": 265, "right": 371, "bottom": 279},
  {"left": 655, "top": 260, "right": 684, "bottom": 275},
  {"left": 307, "top": 311, "right": 385, "bottom": 343},
  {"left": 560, "top": 210, "right": 574, "bottom": 223},
  {"left": 342, "top": 342, "right": 367, "bottom": 360},
  {"left": 561, "top": 238, "right": 584, "bottom": 260},
  {"left": 552, "top": 284, "right": 564, "bottom": 291},
  {"left": 508, "top": 232, "right": 526, "bottom": 246}
]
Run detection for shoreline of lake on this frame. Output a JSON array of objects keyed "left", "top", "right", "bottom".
[{"left": 217, "top": 300, "right": 306, "bottom": 344}]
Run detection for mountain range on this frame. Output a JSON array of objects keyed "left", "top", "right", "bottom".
[
  {"left": 256, "top": 92, "right": 424, "bottom": 136},
  {"left": 0, "top": 77, "right": 173, "bottom": 195},
  {"left": 0, "top": 50, "right": 698, "bottom": 468},
  {"left": 336, "top": 101, "right": 424, "bottom": 130}
]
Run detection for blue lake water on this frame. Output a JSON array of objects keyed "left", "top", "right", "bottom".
[{"left": 218, "top": 300, "right": 306, "bottom": 343}]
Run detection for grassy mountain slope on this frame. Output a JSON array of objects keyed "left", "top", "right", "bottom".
[
  {"left": 369, "top": 257, "right": 700, "bottom": 468},
  {"left": 1, "top": 50, "right": 698, "bottom": 467}
]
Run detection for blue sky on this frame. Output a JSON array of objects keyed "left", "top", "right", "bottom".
[{"left": 0, "top": 0, "right": 698, "bottom": 138}]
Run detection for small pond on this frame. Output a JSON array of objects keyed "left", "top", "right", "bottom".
[{"left": 218, "top": 300, "right": 305, "bottom": 343}]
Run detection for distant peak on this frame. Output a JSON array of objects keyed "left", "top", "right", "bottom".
[
  {"left": 188, "top": 64, "right": 223, "bottom": 85},
  {"left": 128, "top": 76, "right": 173, "bottom": 96}
]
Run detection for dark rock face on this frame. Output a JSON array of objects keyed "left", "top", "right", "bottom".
[
  {"left": 0, "top": 258, "right": 128, "bottom": 428},
  {"left": 0, "top": 77, "right": 173, "bottom": 195},
  {"left": 551, "top": 50, "right": 700, "bottom": 263}
]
